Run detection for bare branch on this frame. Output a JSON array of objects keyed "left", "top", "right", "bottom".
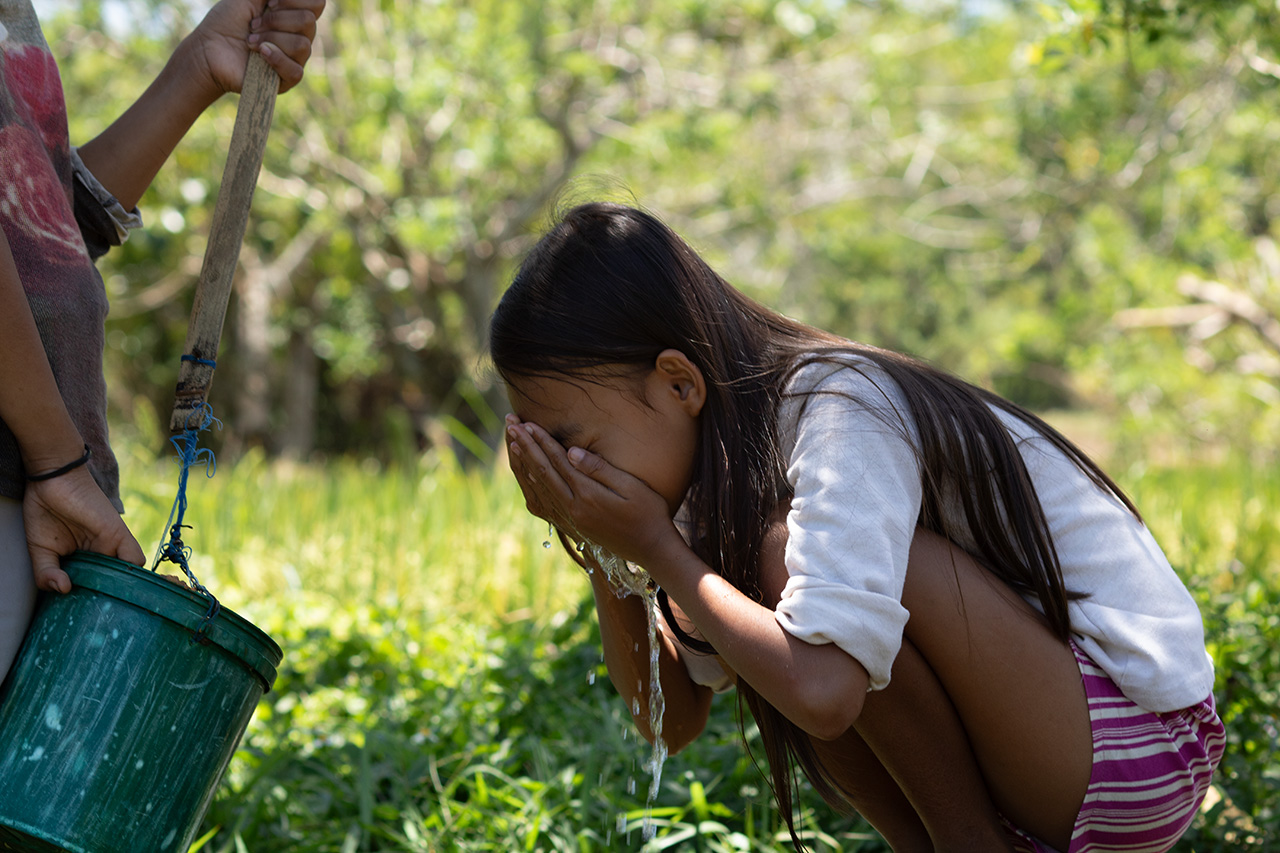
[
  {"left": 1114, "top": 303, "right": 1224, "bottom": 330},
  {"left": 1178, "top": 274, "right": 1280, "bottom": 357},
  {"left": 1242, "top": 40, "right": 1280, "bottom": 80}
]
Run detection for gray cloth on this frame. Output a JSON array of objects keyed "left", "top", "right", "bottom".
[{"left": 0, "top": 496, "right": 36, "bottom": 686}]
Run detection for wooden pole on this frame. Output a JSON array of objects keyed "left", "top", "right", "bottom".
[{"left": 170, "top": 52, "right": 279, "bottom": 432}]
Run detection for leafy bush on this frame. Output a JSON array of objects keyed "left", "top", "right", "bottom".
[
  {"left": 199, "top": 598, "right": 884, "bottom": 852},
  {"left": 106, "top": 445, "right": 1276, "bottom": 851}
]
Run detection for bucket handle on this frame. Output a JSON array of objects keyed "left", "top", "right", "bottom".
[{"left": 169, "top": 51, "right": 280, "bottom": 431}]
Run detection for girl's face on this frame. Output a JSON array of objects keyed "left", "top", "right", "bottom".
[{"left": 505, "top": 353, "right": 705, "bottom": 516}]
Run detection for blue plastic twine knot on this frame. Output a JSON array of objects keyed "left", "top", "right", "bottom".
[{"left": 152, "top": 402, "right": 222, "bottom": 644}]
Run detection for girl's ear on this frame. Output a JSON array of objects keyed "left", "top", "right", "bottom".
[{"left": 653, "top": 349, "right": 706, "bottom": 417}]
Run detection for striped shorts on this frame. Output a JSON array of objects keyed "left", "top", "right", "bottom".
[{"left": 1003, "top": 641, "right": 1226, "bottom": 853}]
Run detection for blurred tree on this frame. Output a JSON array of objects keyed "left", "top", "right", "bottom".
[
  {"left": 57, "top": 0, "right": 862, "bottom": 460},
  {"left": 43, "top": 0, "right": 1280, "bottom": 465},
  {"left": 1020, "top": 0, "right": 1280, "bottom": 456}
]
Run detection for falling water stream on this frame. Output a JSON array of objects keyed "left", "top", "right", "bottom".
[{"left": 583, "top": 543, "right": 668, "bottom": 840}]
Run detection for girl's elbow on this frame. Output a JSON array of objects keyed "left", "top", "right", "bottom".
[
  {"left": 662, "top": 684, "right": 714, "bottom": 753},
  {"left": 632, "top": 682, "right": 712, "bottom": 753},
  {"left": 661, "top": 719, "right": 704, "bottom": 755},
  {"left": 804, "top": 702, "right": 862, "bottom": 741},
  {"left": 791, "top": 672, "right": 867, "bottom": 741}
]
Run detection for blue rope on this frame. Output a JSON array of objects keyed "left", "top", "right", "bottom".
[
  {"left": 180, "top": 354, "right": 218, "bottom": 367},
  {"left": 152, "top": 402, "right": 222, "bottom": 644}
]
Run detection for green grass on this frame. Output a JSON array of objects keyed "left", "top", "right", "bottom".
[
  {"left": 1123, "top": 463, "right": 1280, "bottom": 850},
  {"left": 108, "top": 438, "right": 1277, "bottom": 852}
]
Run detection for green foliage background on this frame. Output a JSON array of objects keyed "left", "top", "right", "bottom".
[
  {"left": 103, "top": 441, "right": 1276, "bottom": 851},
  {"left": 25, "top": 0, "right": 1280, "bottom": 848},
  {"left": 42, "top": 0, "right": 1280, "bottom": 465}
]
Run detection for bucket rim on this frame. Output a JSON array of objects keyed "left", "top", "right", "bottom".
[{"left": 61, "top": 550, "right": 282, "bottom": 690}]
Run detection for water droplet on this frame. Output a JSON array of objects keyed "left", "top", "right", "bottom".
[{"left": 542, "top": 540, "right": 551, "bottom": 549}]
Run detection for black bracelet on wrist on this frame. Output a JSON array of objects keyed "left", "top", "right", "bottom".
[{"left": 28, "top": 445, "right": 93, "bottom": 482}]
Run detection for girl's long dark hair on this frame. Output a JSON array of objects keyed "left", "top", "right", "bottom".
[{"left": 488, "top": 202, "right": 1138, "bottom": 849}]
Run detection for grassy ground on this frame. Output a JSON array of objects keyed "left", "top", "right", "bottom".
[{"left": 105, "top": 434, "right": 1277, "bottom": 852}]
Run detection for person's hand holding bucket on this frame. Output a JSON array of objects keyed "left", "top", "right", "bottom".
[{"left": 22, "top": 460, "right": 145, "bottom": 594}]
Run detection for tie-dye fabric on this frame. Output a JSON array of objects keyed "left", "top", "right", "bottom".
[{"left": 0, "top": 0, "right": 139, "bottom": 510}]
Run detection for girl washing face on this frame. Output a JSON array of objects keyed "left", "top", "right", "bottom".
[{"left": 490, "top": 201, "right": 1223, "bottom": 852}]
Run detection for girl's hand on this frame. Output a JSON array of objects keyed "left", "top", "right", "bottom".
[
  {"left": 185, "top": 0, "right": 325, "bottom": 100},
  {"left": 22, "top": 468, "right": 146, "bottom": 593},
  {"left": 505, "top": 415, "right": 682, "bottom": 571}
]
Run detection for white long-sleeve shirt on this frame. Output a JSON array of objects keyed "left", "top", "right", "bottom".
[{"left": 675, "top": 356, "right": 1214, "bottom": 713}]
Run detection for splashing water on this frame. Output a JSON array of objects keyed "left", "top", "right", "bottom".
[{"left": 583, "top": 542, "right": 668, "bottom": 840}]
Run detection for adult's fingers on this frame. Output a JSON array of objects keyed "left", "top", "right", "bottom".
[
  {"left": 249, "top": 0, "right": 322, "bottom": 91},
  {"left": 109, "top": 527, "right": 147, "bottom": 567},
  {"left": 253, "top": 41, "right": 306, "bottom": 92},
  {"left": 29, "top": 548, "right": 70, "bottom": 594},
  {"left": 254, "top": 4, "right": 320, "bottom": 42}
]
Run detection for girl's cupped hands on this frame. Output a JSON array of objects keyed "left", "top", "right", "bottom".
[{"left": 505, "top": 415, "right": 684, "bottom": 572}]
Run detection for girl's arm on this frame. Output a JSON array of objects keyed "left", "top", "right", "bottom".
[
  {"left": 636, "top": 535, "right": 869, "bottom": 740},
  {"left": 76, "top": 0, "right": 323, "bottom": 212},
  {"left": 0, "top": 232, "right": 145, "bottom": 590},
  {"left": 508, "top": 421, "right": 871, "bottom": 741},
  {"left": 586, "top": 561, "right": 713, "bottom": 752}
]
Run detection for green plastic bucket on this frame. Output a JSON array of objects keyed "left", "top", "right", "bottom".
[{"left": 0, "top": 551, "right": 281, "bottom": 853}]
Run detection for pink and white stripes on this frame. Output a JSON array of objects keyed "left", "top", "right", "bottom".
[{"left": 1005, "top": 642, "right": 1225, "bottom": 853}]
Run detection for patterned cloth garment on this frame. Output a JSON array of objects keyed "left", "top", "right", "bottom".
[
  {"left": 0, "top": 0, "right": 140, "bottom": 510},
  {"left": 1002, "top": 640, "right": 1226, "bottom": 853}
]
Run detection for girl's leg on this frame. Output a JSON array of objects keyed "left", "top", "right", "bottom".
[
  {"left": 888, "top": 527, "right": 1093, "bottom": 851},
  {"left": 806, "top": 727, "right": 932, "bottom": 851},
  {"left": 850, "top": 636, "right": 1020, "bottom": 851},
  {"left": 760, "top": 512, "right": 1019, "bottom": 851},
  {"left": 0, "top": 496, "right": 36, "bottom": 684},
  {"left": 808, "top": 639, "right": 1016, "bottom": 852}
]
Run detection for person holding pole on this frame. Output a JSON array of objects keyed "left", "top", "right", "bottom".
[{"left": 0, "top": 0, "right": 324, "bottom": 684}]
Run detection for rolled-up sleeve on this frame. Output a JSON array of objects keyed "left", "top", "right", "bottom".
[
  {"left": 70, "top": 147, "right": 143, "bottom": 260},
  {"left": 772, "top": 361, "right": 923, "bottom": 692}
]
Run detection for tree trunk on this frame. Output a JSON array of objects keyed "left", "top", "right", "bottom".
[{"left": 281, "top": 326, "right": 318, "bottom": 459}]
